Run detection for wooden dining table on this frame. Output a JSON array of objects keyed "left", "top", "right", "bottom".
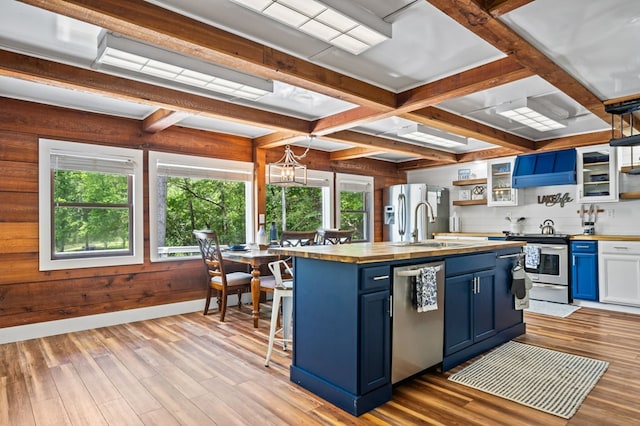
[{"left": 222, "top": 248, "right": 282, "bottom": 328}]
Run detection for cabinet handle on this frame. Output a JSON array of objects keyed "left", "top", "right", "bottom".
[
  {"left": 575, "top": 245, "right": 590, "bottom": 249},
  {"left": 373, "top": 275, "right": 390, "bottom": 280},
  {"left": 389, "top": 295, "right": 393, "bottom": 318},
  {"left": 613, "top": 246, "right": 629, "bottom": 250}
]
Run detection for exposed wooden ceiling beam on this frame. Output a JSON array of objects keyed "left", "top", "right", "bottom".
[
  {"left": 0, "top": 49, "right": 309, "bottom": 133},
  {"left": 427, "top": 0, "right": 606, "bottom": 121},
  {"left": 254, "top": 132, "right": 309, "bottom": 149},
  {"left": 329, "top": 147, "right": 387, "bottom": 161},
  {"left": 323, "top": 131, "right": 458, "bottom": 163},
  {"left": 311, "top": 57, "right": 534, "bottom": 137},
  {"left": 396, "top": 56, "right": 533, "bottom": 112},
  {"left": 142, "top": 109, "right": 191, "bottom": 133},
  {"left": 18, "top": 0, "right": 396, "bottom": 111},
  {"left": 534, "top": 131, "right": 613, "bottom": 152},
  {"left": 456, "top": 147, "right": 520, "bottom": 163},
  {"left": 485, "top": 0, "right": 536, "bottom": 18},
  {"left": 401, "top": 107, "right": 536, "bottom": 152}
]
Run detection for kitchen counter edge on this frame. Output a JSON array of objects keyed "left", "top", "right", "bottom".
[{"left": 269, "top": 240, "right": 525, "bottom": 264}]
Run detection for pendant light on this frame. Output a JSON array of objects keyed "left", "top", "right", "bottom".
[{"left": 267, "top": 135, "right": 314, "bottom": 186}]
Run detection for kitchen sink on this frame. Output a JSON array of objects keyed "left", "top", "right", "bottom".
[{"left": 389, "top": 241, "right": 471, "bottom": 248}]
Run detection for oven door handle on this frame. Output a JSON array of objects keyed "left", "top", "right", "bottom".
[
  {"left": 540, "top": 246, "right": 567, "bottom": 250},
  {"left": 532, "top": 283, "right": 565, "bottom": 289}
]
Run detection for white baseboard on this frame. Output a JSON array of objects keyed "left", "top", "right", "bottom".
[
  {"left": 0, "top": 293, "right": 259, "bottom": 345},
  {"left": 573, "top": 300, "right": 640, "bottom": 315},
  {"left": 0, "top": 299, "right": 207, "bottom": 344}
]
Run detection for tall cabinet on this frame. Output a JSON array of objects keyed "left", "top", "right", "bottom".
[
  {"left": 576, "top": 145, "right": 618, "bottom": 203},
  {"left": 487, "top": 158, "right": 518, "bottom": 206}
]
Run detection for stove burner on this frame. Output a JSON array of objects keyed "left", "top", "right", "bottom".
[{"left": 505, "top": 233, "right": 570, "bottom": 244}]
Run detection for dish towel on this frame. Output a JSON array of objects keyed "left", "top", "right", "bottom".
[
  {"left": 523, "top": 245, "right": 541, "bottom": 269},
  {"left": 511, "top": 265, "right": 533, "bottom": 310},
  {"left": 415, "top": 266, "right": 438, "bottom": 312}
]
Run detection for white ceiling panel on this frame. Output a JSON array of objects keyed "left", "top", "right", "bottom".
[{"left": 500, "top": 0, "right": 640, "bottom": 101}]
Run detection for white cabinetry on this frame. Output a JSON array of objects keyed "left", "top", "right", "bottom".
[
  {"left": 598, "top": 241, "right": 640, "bottom": 306},
  {"left": 576, "top": 145, "right": 618, "bottom": 203},
  {"left": 487, "top": 158, "right": 517, "bottom": 207}
]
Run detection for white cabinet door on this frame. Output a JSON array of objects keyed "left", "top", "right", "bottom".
[
  {"left": 487, "top": 158, "right": 517, "bottom": 206},
  {"left": 598, "top": 241, "right": 640, "bottom": 306},
  {"left": 576, "top": 145, "right": 618, "bottom": 203}
]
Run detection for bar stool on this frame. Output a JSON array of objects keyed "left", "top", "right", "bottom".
[{"left": 265, "top": 260, "right": 294, "bottom": 367}]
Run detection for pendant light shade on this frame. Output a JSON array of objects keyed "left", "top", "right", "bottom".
[{"left": 268, "top": 138, "right": 314, "bottom": 186}]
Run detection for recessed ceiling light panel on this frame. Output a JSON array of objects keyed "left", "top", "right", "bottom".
[{"left": 230, "top": 0, "right": 391, "bottom": 55}]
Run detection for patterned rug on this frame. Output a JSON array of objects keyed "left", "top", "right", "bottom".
[{"left": 448, "top": 341, "right": 608, "bottom": 419}]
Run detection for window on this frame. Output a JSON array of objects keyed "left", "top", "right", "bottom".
[
  {"left": 266, "top": 170, "right": 333, "bottom": 236},
  {"left": 336, "top": 173, "right": 373, "bottom": 242},
  {"left": 149, "top": 151, "right": 254, "bottom": 262},
  {"left": 39, "top": 139, "right": 143, "bottom": 270}
]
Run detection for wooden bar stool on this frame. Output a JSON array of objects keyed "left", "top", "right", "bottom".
[{"left": 265, "top": 260, "right": 294, "bottom": 367}]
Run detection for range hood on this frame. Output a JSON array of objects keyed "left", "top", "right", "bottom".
[{"left": 512, "top": 148, "right": 576, "bottom": 188}]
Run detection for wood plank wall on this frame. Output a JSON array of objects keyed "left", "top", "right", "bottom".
[{"left": 0, "top": 97, "right": 405, "bottom": 328}]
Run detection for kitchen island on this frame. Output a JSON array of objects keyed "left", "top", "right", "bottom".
[{"left": 271, "top": 239, "right": 526, "bottom": 416}]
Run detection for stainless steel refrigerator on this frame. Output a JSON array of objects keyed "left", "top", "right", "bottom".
[{"left": 382, "top": 184, "right": 449, "bottom": 242}]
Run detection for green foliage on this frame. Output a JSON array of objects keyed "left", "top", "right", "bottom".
[
  {"left": 339, "top": 190, "right": 366, "bottom": 240},
  {"left": 266, "top": 185, "right": 323, "bottom": 233},
  {"left": 53, "top": 170, "right": 130, "bottom": 253},
  {"left": 163, "top": 177, "right": 246, "bottom": 246}
]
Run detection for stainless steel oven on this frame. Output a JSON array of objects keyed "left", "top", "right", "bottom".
[{"left": 506, "top": 234, "right": 570, "bottom": 304}]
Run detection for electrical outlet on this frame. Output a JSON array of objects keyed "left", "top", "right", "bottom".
[{"left": 608, "top": 209, "right": 615, "bottom": 217}]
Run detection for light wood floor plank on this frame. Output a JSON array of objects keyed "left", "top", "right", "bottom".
[
  {"left": 49, "top": 363, "right": 107, "bottom": 426},
  {"left": 92, "top": 354, "right": 162, "bottom": 415},
  {"left": 1, "top": 306, "right": 640, "bottom": 424}
]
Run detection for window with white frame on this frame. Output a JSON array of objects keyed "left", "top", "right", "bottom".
[
  {"left": 38, "top": 139, "right": 144, "bottom": 271},
  {"left": 336, "top": 173, "right": 374, "bottom": 242},
  {"left": 149, "top": 151, "right": 254, "bottom": 262},
  {"left": 265, "top": 170, "right": 333, "bottom": 238}
]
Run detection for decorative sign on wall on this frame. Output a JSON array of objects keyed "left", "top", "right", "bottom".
[{"left": 538, "top": 192, "right": 573, "bottom": 207}]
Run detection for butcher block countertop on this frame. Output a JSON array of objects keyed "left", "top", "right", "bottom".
[
  {"left": 270, "top": 240, "right": 524, "bottom": 264},
  {"left": 569, "top": 235, "right": 640, "bottom": 241}
]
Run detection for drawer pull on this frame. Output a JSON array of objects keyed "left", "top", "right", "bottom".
[
  {"left": 372, "top": 275, "right": 390, "bottom": 280},
  {"left": 575, "top": 245, "right": 590, "bottom": 249}
]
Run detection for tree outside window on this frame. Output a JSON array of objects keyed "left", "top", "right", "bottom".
[
  {"left": 39, "top": 139, "right": 144, "bottom": 271},
  {"left": 149, "top": 151, "right": 253, "bottom": 262}
]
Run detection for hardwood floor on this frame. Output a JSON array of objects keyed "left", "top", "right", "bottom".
[{"left": 1, "top": 305, "right": 639, "bottom": 425}]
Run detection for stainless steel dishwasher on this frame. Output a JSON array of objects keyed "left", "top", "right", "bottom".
[{"left": 391, "top": 261, "right": 445, "bottom": 384}]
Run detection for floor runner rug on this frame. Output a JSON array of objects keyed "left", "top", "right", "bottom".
[{"left": 448, "top": 341, "right": 608, "bottom": 419}]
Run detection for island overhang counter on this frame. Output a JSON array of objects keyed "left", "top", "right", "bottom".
[{"left": 270, "top": 240, "right": 526, "bottom": 416}]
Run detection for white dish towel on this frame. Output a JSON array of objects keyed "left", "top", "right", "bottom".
[
  {"left": 523, "top": 245, "right": 540, "bottom": 269},
  {"left": 415, "top": 266, "right": 438, "bottom": 312}
]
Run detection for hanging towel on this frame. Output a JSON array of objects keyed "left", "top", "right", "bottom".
[
  {"left": 523, "top": 245, "right": 541, "bottom": 269},
  {"left": 415, "top": 266, "right": 438, "bottom": 312},
  {"left": 511, "top": 265, "right": 533, "bottom": 310}
]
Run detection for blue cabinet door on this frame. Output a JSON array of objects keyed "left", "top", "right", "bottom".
[
  {"left": 360, "top": 290, "right": 390, "bottom": 394},
  {"left": 444, "top": 273, "right": 474, "bottom": 356},
  {"left": 495, "top": 250, "right": 523, "bottom": 331},
  {"left": 571, "top": 242, "right": 598, "bottom": 301},
  {"left": 474, "top": 269, "right": 496, "bottom": 342}
]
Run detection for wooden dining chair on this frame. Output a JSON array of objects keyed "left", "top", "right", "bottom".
[
  {"left": 280, "top": 230, "right": 317, "bottom": 247},
  {"left": 193, "top": 230, "right": 252, "bottom": 321},
  {"left": 321, "top": 229, "right": 354, "bottom": 245}
]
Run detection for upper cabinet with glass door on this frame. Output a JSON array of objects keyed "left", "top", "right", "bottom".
[
  {"left": 576, "top": 145, "right": 618, "bottom": 203},
  {"left": 487, "top": 158, "right": 518, "bottom": 206}
]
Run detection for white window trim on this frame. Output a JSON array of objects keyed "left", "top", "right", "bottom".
[
  {"left": 149, "top": 151, "right": 254, "bottom": 262},
  {"left": 38, "top": 139, "right": 144, "bottom": 271},
  {"left": 335, "top": 173, "right": 374, "bottom": 242}
]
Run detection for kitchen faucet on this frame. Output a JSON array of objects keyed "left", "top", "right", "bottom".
[{"left": 412, "top": 201, "right": 434, "bottom": 243}]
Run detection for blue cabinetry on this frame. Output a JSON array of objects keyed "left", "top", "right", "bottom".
[
  {"left": 571, "top": 241, "right": 598, "bottom": 301},
  {"left": 290, "top": 258, "right": 391, "bottom": 416},
  {"left": 443, "top": 249, "right": 525, "bottom": 371}
]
